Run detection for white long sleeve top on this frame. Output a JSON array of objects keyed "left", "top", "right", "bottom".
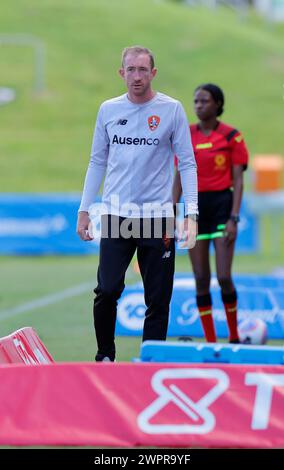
[{"left": 79, "top": 92, "right": 198, "bottom": 218}]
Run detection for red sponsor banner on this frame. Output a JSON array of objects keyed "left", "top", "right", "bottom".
[{"left": 0, "top": 362, "right": 283, "bottom": 447}]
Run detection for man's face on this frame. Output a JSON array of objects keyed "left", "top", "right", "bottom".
[{"left": 119, "top": 53, "right": 157, "bottom": 99}]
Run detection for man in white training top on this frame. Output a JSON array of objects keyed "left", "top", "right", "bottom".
[{"left": 77, "top": 46, "right": 198, "bottom": 362}]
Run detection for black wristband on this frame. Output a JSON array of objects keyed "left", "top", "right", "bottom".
[{"left": 230, "top": 214, "right": 240, "bottom": 223}]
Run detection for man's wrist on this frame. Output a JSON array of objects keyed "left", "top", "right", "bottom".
[{"left": 185, "top": 213, "right": 199, "bottom": 222}]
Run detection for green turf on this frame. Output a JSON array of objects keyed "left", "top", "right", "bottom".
[{"left": 1, "top": 1, "right": 284, "bottom": 192}]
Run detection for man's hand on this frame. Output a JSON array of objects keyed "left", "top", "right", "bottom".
[
  {"left": 76, "top": 211, "right": 94, "bottom": 241},
  {"left": 177, "top": 217, "right": 197, "bottom": 249}
]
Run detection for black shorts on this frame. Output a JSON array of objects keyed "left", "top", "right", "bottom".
[{"left": 197, "top": 189, "right": 233, "bottom": 240}]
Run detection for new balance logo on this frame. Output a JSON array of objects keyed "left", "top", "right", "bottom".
[
  {"left": 162, "top": 251, "right": 171, "bottom": 259},
  {"left": 117, "top": 119, "right": 128, "bottom": 125}
]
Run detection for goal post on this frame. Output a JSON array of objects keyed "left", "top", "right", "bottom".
[{"left": 0, "top": 33, "right": 46, "bottom": 93}]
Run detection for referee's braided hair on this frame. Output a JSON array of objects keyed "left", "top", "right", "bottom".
[{"left": 195, "top": 83, "right": 225, "bottom": 117}]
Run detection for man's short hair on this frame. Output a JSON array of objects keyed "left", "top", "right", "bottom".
[{"left": 121, "top": 46, "right": 155, "bottom": 69}]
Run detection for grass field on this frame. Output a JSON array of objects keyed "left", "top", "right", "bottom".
[
  {"left": 1, "top": 0, "right": 284, "bottom": 192},
  {"left": 0, "top": 252, "right": 282, "bottom": 363}
]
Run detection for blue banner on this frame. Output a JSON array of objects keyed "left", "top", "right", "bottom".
[
  {"left": 232, "top": 199, "right": 259, "bottom": 253},
  {"left": 116, "top": 274, "right": 284, "bottom": 340},
  {"left": 0, "top": 193, "right": 258, "bottom": 255},
  {"left": 0, "top": 193, "right": 100, "bottom": 255}
]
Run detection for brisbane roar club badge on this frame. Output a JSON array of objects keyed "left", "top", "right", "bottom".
[{"left": 148, "top": 115, "right": 160, "bottom": 131}]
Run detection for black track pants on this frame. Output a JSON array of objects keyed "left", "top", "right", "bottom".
[{"left": 93, "top": 216, "right": 175, "bottom": 360}]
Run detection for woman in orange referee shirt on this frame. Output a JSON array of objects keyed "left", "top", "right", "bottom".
[{"left": 173, "top": 83, "right": 249, "bottom": 343}]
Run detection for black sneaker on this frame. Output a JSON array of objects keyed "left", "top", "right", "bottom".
[
  {"left": 95, "top": 353, "right": 115, "bottom": 362},
  {"left": 229, "top": 339, "right": 240, "bottom": 344},
  {"left": 178, "top": 336, "right": 193, "bottom": 342}
]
